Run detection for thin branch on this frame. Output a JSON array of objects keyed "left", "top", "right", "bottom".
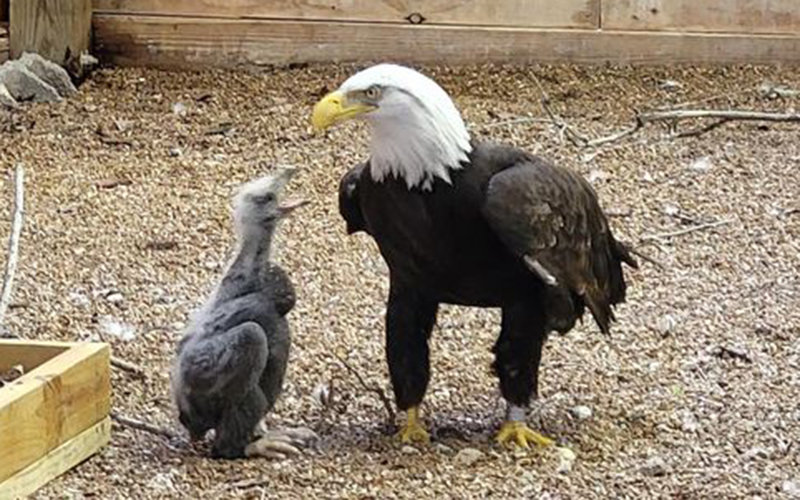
[
  {"left": 110, "top": 411, "right": 182, "bottom": 441},
  {"left": 585, "top": 116, "right": 644, "bottom": 148},
  {"left": 528, "top": 72, "right": 589, "bottom": 148},
  {"left": 0, "top": 164, "right": 24, "bottom": 325},
  {"left": 668, "top": 119, "right": 731, "bottom": 139},
  {"left": 640, "top": 218, "right": 734, "bottom": 242},
  {"left": 111, "top": 356, "right": 146, "bottom": 379},
  {"left": 639, "top": 109, "right": 800, "bottom": 123},
  {"left": 627, "top": 246, "right": 667, "bottom": 270},
  {"left": 333, "top": 354, "right": 395, "bottom": 424},
  {"left": 471, "top": 116, "right": 550, "bottom": 131}
]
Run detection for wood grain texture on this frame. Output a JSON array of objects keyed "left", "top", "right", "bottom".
[
  {"left": 10, "top": 0, "right": 92, "bottom": 63},
  {"left": 0, "top": 418, "right": 110, "bottom": 498},
  {"left": 0, "top": 341, "right": 69, "bottom": 373},
  {"left": 0, "top": 342, "right": 110, "bottom": 484},
  {"left": 93, "top": 15, "right": 800, "bottom": 68},
  {"left": 93, "top": 0, "right": 601, "bottom": 29},
  {"left": 602, "top": 0, "right": 800, "bottom": 34}
]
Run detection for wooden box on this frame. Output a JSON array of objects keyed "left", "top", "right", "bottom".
[{"left": 0, "top": 340, "right": 110, "bottom": 498}]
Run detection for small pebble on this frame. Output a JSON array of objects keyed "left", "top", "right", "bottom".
[
  {"left": 401, "top": 445, "right": 419, "bottom": 455},
  {"left": 454, "top": 447, "right": 484, "bottom": 466},
  {"left": 570, "top": 405, "right": 592, "bottom": 420},
  {"left": 783, "top": 480, "right": 800, "bottom": 498},
  {"left": 106, "top": 292, "right": 124, "bottom": 304},
  {"left": 640, "top": 456, "right": 669, "bottom": 477},
  {"left": 689, "top": 156, "right": 713, "bottom": 173},
  {"left": 556, "top": 447, "right": 577, "bottom": 474}
]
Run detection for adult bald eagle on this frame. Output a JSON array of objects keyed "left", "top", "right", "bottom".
[{"left": 312, "top": 64, "right": 637, "bottom": 448}]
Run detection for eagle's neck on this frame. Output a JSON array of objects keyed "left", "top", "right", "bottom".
[{"left": 367, "top": 107, "right": 472, "bottom": 191}]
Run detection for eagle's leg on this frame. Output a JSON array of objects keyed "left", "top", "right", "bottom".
[
  {"left": 385, "top": 281, "right": 438, "bottom": 444},
  {"left": 492, "top": 302, "right": 554, "bottom": 449}
]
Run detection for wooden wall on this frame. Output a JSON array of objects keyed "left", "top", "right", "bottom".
[
  {"left": 91, "top": 0, "right": 800, "bottom": 68},
  {"left": 4, "top": 0, "right": 91, "bottom": 65}
]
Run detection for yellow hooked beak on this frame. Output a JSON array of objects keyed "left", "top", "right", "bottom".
[{"left": 311, "top": 91, "right": 376, "bottom": 131}]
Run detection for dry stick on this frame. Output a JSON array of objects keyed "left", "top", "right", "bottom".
[
  {"left": 111, "top": 356, "right": 147, "bottom": 378},
  {"left": 0, "top": 164, "right": 24, "bottom": 325},
  {"left": 471, "top": 116, "right": 550, "bottom": 131},
  {"left": 528, "top": 72, "right": 589, "bottom": 148},
  {"left": 110, "top": 411, "right": 182, "bottom": 441},
  {"left": 640, "top": 218, "right": 734, "bottom": 242},
  {"left": 638, "top": 109, "right": 800, "bottom": 123},
  {"left": 333, "top": 354, "right": 396, "bottom": 424}
]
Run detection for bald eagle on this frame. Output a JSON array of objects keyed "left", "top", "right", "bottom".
[{"left": 313, "top": 64, "right": 637, "bottom": 448}]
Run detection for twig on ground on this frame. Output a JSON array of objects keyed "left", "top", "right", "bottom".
[
  {"left": 638, "top": 109, "right": 800, "bottom": 123},
  {"left": 333, "top": 354, "right": 396, "bottom": 424},
  {"left": 220, "top": 477, "right": 271, "bottom": 492},
  {"left": 640, "top": 218, "right": 734, "bottom": 242},
  {"left": 0, "top": 164, "right": 25, "bottom": 325},
  {"left": 529, "top": 73, "right": 589, "bottom": 148},
  {"left": 471, "top": 116, "right": 550, "bottom": 131},
  {"left": 628, "top": 246, "right": 667, "bottom": 270},
  {"left": 111, "top": 356, "right": 147, "bottom": 379},
  {"left": 111, "top": 411, "right": 182, "bottom": 441}
]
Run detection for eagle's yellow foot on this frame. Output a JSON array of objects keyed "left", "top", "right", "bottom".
[
  {"left": 395, "top": 406, "right": 429, "bottom": 444},
  {"left": 495, "top": 421, "right": 554, "bottom": 449}
]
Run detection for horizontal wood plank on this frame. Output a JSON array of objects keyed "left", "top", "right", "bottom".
[
  {"left": 0, "top": 343, "right": 110, "bottom": 483},
  {"left": 602, "top": 0, "right": 800, "bottom": 34},
  {"left": 0, "top": 418, "right": 110, "bottom": 498},
  {"left": 93, "top": 0, "right": 600, "bottom": 29},
  {"left": 93, "top": 15, "right": 800, "bottom": 69}
]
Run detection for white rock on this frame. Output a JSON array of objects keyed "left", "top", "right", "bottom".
[
  {"left": 570, "top": 405, "right": 592, "bottom": 420},
  {"left": 743, "top": 446, "right": 769, "bottom": 460},
  {"left": 434, "top": 443, "right": 453, "bottom": 454},
  {"left": 454, "top": 447, "right": 484, "bottom": 466},
  {"left": 311, "top": 382, "right": 330, "bottom": 407},
  {"left": 783, "top": 480, "right": 800, "bottom": 498},
  {"left": 18, "top": 52, "right": 77, "bottom": 97},
  {"left": 587, "top": 169, "right": 610, "bottom": 183},
  {"left": 654, "top": 315, "right": 676, "bottom": 337},
  {"left": 0, "top": 82, "right": 18, "bottom": 108},
  {"left": 147, "top": 472, "right": 175, "bottom": 492},
  {"left": 69, "top": 292, "right": 91, "bottom": 307},
  {"left": 99, "top": 316, "right": 136, "bottom": 341},
  {"left": 661, "top": 203, "right": 680, "bottom": 216},
  {"left": 168, "top": 147, "right": 182, "bottom": 157},
  {"left": 105, "top": 292, "right": 124, "bottom": 304},
  {"left": 658, "top": 79, "right": 683, "bottom": 91},
  {"left": 640, "top": 456, "right": 669, "bottom": 477},
  {"left": 401, "top": 445, "right": 419, "bottom": 455},
  {"left": 689, "top": 156, "right": 713, "bottom": 173},
  {"left": 679, "top": 410, "right": 700, "bottom": 432},
  {"left": 556, "top": 447, "right": 577, "bottom": 474},
  {"left": 172, "top": 102, "right": 187, "bottom": 116}
]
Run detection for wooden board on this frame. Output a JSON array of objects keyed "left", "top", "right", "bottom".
[
  {"left": 93, "top": 15, "right": 800, "bottom": 68},
  {"left": 10, "top": 0, "right": 92, "bottom": 63},
  {"left": 602, "top": 0, "right": 800, "bottom": 35},
  {"left": 0, "top": 341, "right": 69, "bottom": 373},
  {"left": 93, "top": 0, "right": 601, "bottom": 29},
  {"left": 0, "top": 341, "right": 110, "bottom": 485},
  {"left": 0, "top": 418, "right": 111, "bottom": 499}
]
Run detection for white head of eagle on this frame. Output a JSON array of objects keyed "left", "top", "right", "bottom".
[{"left": 312, "top": 64, "right": 473, "bottom": 190}]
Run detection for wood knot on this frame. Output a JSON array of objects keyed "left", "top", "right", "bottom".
[{"left": 405, "top": 12, "right": 426, "bottom": 25}]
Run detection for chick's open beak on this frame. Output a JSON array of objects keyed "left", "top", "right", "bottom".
[
  {"left": 311, "top": 91, "right": 375, "bottom": 131},
  {"left": 279, "top": 199, "right": 308, "bottom": 216}
]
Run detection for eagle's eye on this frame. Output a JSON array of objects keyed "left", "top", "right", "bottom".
[{"left": 364, "top": 85, "right": 381, "bottom": 100}]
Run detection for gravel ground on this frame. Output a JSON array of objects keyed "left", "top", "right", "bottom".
[{"left": 1, "top": 63, "right": 799, "bottom": 499}]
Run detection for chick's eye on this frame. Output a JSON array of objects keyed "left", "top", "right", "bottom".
[
  {"left": 365, "top": 86, "right": 380, "bottom": 100},
  {"left": 254, "top": 193, "right": 274, "bottom": 204}
]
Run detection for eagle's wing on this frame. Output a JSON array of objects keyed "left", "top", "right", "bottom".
[
  {"left": 482, "top": 156, "right": 637, "bottom": 333},
  {"left": 338, "top": 163, "right": 368, "bottom": 235}
]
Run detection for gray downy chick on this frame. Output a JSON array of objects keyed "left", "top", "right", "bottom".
[{"left": 171, "top": 168, "right": 314, "bottom": 459}]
